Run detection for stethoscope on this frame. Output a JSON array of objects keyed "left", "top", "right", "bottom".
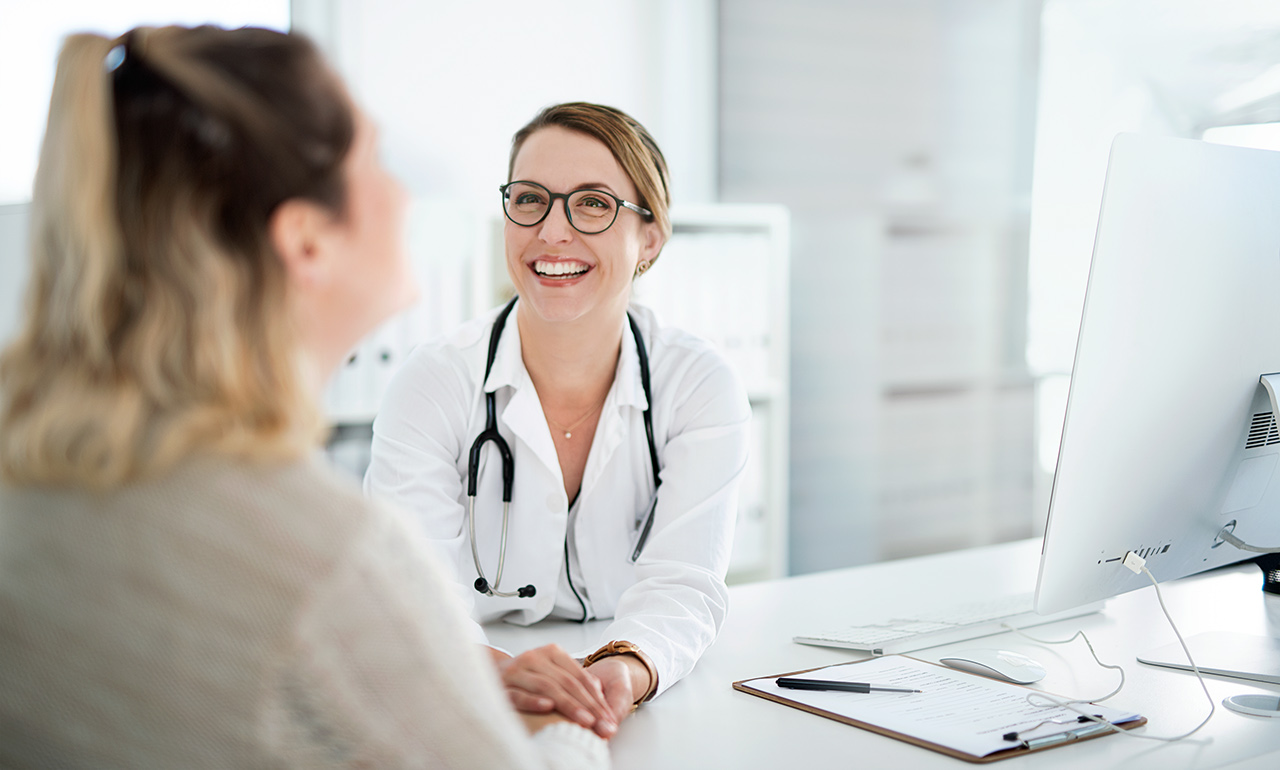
[{"left": 467, "top": 297, "right": 661, "bottom": 598}]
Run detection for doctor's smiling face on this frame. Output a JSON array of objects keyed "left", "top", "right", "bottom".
[{"left": 504, "top": 125, "right": 663, "bottom": 327}]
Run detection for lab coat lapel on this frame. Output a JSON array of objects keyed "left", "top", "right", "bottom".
[
  {"left": 580, "top": 314, "right": 650, "bottom": 498},
  {"left": 483, "top": 304, "right": 562, "bottom": 486}
]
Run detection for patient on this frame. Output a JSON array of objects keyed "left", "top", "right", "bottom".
[{"left": 0, "top": 25, "right": 607, "bottom": 768}]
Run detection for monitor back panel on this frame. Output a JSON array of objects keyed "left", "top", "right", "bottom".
[{"left": 1036, "top": 134, "right": 1280, "bottom": 614}]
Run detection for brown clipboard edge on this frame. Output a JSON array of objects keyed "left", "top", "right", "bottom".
[{"left": 731, "top": 656, "right": 1147, "bottom": 764}]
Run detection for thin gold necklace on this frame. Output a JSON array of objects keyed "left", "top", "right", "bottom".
[{"left": 546, "top": 398, "right": 606, "bottom": 439}]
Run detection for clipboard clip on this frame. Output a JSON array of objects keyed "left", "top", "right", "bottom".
[
  {"left": 1013, "top": 719, "right": 1114, "bottom": 750},
  {"left": 1002, "top": 713, "right": 1098, "bottom": 742}
]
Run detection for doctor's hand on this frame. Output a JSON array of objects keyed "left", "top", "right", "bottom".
[{"left": 493, "top": 644, "right": 619, "bottom": 738}]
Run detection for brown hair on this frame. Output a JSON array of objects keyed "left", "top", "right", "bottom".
[
  {"left": 508, "top": 102, "right": 671, "bottom": 252},
  {"left": 0, "top": 26, "right": 354, "bottom": 488}
]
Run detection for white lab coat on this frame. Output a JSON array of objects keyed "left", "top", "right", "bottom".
[{"left": 364, "top": 301, "right": 750, "bottom": 696}]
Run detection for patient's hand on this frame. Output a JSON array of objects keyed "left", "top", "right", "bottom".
[{"left": 493, "top": 644, "right": 619, "bottom": 738}]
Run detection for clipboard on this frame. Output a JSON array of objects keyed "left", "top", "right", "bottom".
[{"left": 733, "top": 655, "right": 1146, "bottom": 763}]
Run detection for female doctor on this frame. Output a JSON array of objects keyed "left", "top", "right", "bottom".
[{"left": 364, "top": 102, "right": 750, "bottom": 737}]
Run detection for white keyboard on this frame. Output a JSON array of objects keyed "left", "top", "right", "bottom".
[{"left": 793, "top": 593, "right": 1103, "bottom": 655}]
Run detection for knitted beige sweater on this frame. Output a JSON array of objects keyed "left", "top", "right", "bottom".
[{"left": 0, "top": 455, "right": 607, "bottom": 769}]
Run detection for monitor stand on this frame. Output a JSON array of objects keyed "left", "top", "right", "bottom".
[
  {"left": 1258, "top": 552, "right": 1280, "bottom": 595},
  {"left": 1137, "top": 631, "right": 1280, "bottom": 717}
]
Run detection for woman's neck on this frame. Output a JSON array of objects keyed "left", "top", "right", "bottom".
[{"left": 516, "top": 301, "right": 626, "bottom": 408}]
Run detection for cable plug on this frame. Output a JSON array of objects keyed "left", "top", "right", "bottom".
[{"left": 1122, "top": 551, "right": 1146, "bottom": 574}]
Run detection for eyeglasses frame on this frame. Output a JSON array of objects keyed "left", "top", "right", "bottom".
[{"left": 499, "top": 180, "right": 653, "bottom": 235}]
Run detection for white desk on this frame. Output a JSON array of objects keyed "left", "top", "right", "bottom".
[{"left": 485, "top": 538, "right": 1280, "bottom": 769}]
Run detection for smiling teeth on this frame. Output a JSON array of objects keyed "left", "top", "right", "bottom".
[{"left": 535, "top": 260, "right": 588, "bottom": 277}]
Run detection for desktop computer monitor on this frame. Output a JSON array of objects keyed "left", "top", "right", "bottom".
[{"left": 1035, "top": 133, "right": 1280, "bottom": 620}]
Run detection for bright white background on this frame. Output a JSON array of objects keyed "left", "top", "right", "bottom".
[
  {"left": 3, "top": 0, "right": 1280, "bottom": 575},
  {"left": 1027, "top": 0, "right": 1280, "bottom": 517},
  {"left": 0, "top": 1, "right": 291, "bottom": 205}
]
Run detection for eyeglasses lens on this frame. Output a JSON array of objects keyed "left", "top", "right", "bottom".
[{"left": 503, "top": 182, "right": 618, "bottom": 234}]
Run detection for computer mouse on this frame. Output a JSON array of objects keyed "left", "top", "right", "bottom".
[{"left": 939, "top": 649, "right": 1047, "bottom": 684}]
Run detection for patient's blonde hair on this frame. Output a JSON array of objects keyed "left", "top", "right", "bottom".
[{"left": 0, "top": 26, "right": 354, "bottom": 488}]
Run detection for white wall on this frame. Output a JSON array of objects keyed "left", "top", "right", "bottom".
[
  {"left": 322, "top": 0, "right": 716, "bottom": 211},
  {"left": 1028, "top": 0, "right": 1280, "bottom": 518},
  {"left": 0, "top": 205, "right": 29, "bottom": 348},
  {"left": 720, "top": 0, "right": 1044, "bottom": 572},
  {"left": 0, "top": 0, "right": 290, "bottom": 206},
  {"left": 0, "top": 1, "right": 290, "bottom": 352},
  {"left": 306, "top": 0, "right": 721, "bottom": 424}
]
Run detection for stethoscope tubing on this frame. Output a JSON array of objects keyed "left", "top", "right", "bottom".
[
  {"left": 467, "top": 299, "right": 528, "bottom": 598},
  {"left": 467, "top": 297, "right": 660, "bottom": 599},
  {"left": 468, "top": 497, "right": 517, "bottom": 595},
  {"left": 628, "top": 311, "right": 661, "bottom": 562}
]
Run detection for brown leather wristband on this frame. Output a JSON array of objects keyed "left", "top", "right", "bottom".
[{"left": 583, "top": 640, "right": 659, "bottom": 705}]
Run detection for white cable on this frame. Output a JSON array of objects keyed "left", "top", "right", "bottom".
[
  {"left": 1123, "top": 561, "right": 1216, "bottom": 740},
  {"left": 1001, "top": 554, "right": 1215, "bottom": 743},
  {"left": 1217, "top": 526, "right": 1280, "bottom": 554},
  {"left": 1001, "top": 624, "right": 1125, "bottom": 704}
]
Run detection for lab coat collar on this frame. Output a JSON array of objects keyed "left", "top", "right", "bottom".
[
  {"left": 613, "top": 308, "right": 650, "bottom": 413},
  {"left": 481, "top": 299, "right": 650, "bottom": 414},
  {"left": 479, "top": 299, "right": 652, "bottom": 497},
  {"left": 477, "top": 302, "right": 558, "bottom": 475},
  {"left": 578, "top": 307, "right": 651, "bottom": 501},
  {"left": 480, "top": 299, "right": 525, "bottom": 395}
]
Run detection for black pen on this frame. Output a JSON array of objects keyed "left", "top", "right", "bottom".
[{"left": 776, "top": 677, "right": 923, "bottom": 694}]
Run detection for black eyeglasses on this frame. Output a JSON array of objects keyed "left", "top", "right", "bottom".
[{"left": 499, "top": 180, "right": 652, "bottom": 235}]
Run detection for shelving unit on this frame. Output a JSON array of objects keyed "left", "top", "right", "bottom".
[
  {"left": 633, "top": 204, "right": 791, "bottom": 583},
  {"left": 323, "top": 198, "right": 492, "bottom": 426},
  {"left": 321, "top": 198, "right": 492, "bottom": 477}
]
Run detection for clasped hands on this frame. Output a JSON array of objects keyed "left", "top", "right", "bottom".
[{"left": 490, "top": 644, "right": 647, "bottom": 739}]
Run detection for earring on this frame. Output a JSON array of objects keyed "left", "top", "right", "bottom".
[{"left": 635, "top": 259, "right": 652, "bottom": 278}]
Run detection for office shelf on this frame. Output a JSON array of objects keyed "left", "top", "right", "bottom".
[{"left": 634, "top": 204, "right": 791, "bottom": 583}]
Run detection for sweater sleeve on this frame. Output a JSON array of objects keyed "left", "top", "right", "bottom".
[{"left": 263, "top": 500, "right": 609, "bottom": 770}]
